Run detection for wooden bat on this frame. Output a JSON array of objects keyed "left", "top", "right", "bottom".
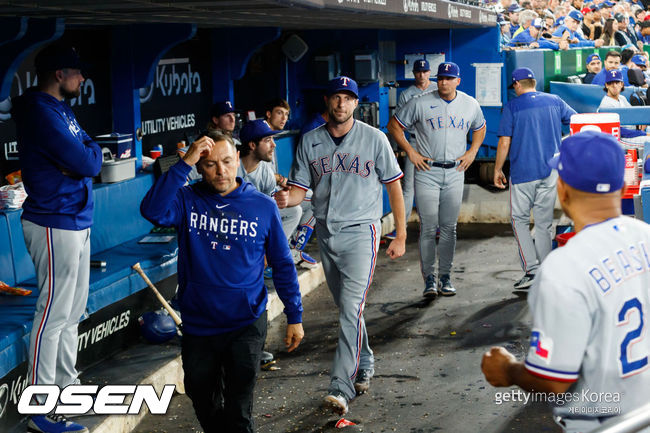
[{"left": 132, "top": 262, "right": 182, "bottom": 327}]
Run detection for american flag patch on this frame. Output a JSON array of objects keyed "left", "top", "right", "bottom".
[{"left": 223, "top": 245, "right": 231, "bottom": 250}]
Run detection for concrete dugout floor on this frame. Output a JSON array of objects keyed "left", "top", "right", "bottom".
[{"left": 133, "top": 223, "right": 561, "bottom": 433}]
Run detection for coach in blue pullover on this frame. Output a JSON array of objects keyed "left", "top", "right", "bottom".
[
  {"left": 12, "top": 44, "right": 102, "bottom": 433},
  {"left": 141, "top": 132, "right": 303, "bottom": 433}
]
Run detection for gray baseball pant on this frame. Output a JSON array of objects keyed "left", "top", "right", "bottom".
[
  {"left": 22, "top": 219, "right": 90, "bottom": 390},
  {"left": 279, "top": 205, "right": 302, "bottom": 241},
  {"left": 415, "top": 167, "right": 464, "bottom": 279},
  {"left": 402, "top": 156, "right": 415, "bottom": 220},
  {"left": 316, "top": 220, "right": 380, "bottom": 401},
  {"left": 509, "top": 171, "right": 557, "bottom": 275}
]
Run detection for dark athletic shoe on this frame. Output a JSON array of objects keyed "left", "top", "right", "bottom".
[
  {"left": 324, "top": 391, "right": 349, "bottom": 415},
  {"left": 423, "top": 274, "right": 438, "bottom": 299},
  {"left": 513, "top": 273, "right": 535, "bottom": 290},
  {"left": 439, "top": 274, "right": 457, "bottom": 296},
  {"left": 354, "top": 368, "right": 372, "bottom": 395}
]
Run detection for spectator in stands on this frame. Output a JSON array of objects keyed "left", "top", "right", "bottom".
[
  {"left": 583, "top": 53, "right": 602, "bottom": 84},
  {"left": 510, "top": 18, "right": 569, "bottom": 48},
  {"left": 614, "top": 13, "right": 636, "bottom": 45},
  {"left": 508, "top": 4, "right": 524, "bottom": 35},
  {"left": 521, "top": 0, "right": 534, "bottom": 10},
  {"left": 553, "top": 9, "right": 605, "bottom": 46},
  {"left": 493, "top": 0, "right": 513, "bottom": 14},
  {"left": 207, "top": 101, "right": 240, "bottom": 145},
  {"left": 631, "top": 53, "right": 650, "bottom": 83},
  {"left": 591, "top": 50, "right": 631, "bottom": 85},
  {"left": 599, "top": 1, "right": 613, "bottom": 20},
  {"left": 598, "top": 69, "right": 649, "bottom": 140},
  {"left": 141, "top": 132, "right": 304, "bottom": 433},
  {"left": 499, "top": 15, "right": 514, "bottom": 48},
  {"left": 581, "top": 6, "right": 603, "bottom": 39},
  {"left": 543, "top": 10, "right": 556, "bottom": 30},
  {"left": 599, "top": 18, "right": 618, "bottom": 45},
  {"left": 639, "top": 21, "right": 650, "bottom": 45},
  {"left": 11, "top": 43, "right": 102, "bottom": 433},
  {"left": 513, "top": 9, "right": 539, "bottom": 37}
]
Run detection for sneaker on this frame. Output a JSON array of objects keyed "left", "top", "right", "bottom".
[
  {"left": 439, "top": 275, "right": 457, "bottom": 296},
  {"left": 354, "top": 369, "right": 373, "bottom": 395},
  {"left": 324, "top": 391, "right": 349, "bottom": 415},
  {"left": 264, "top": 267, "right": 273, "bottom": 279},
  {"left": 292, "top": 249, "right": 318, "bottom": 269},
  {"left": 384, "top": 230, "right": 397, "bottom": 240},
  {"left": 28, "top": 415, "right": 88, "bottom": 433},
  {"left": 260, "top": 350, "right": 274, "bottom": 365},
  {"left": 422, "top": 274, "right": 438, "bottom": 299},
  {"left": 514, "top": 273, "right": 535, "bottom": 290}
]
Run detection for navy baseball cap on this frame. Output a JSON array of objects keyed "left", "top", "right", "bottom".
[
  {"left": 509, "top": 67, "right": 535, "bottom": 88},
  {"left": 34, "top": 43, "right": 88, "bottom": 73},
  {"left": 548, "top": 131, "right": 624, "bottom": 193},
  {"left": 508, "top": 4, "right": 523, "bottom": 13},
  {"left": 586, "top": 53, "right": 601, "bottom": 64},
  {"left": 211, "top": 101, "right": 235, "bottom": 118},
  {"left": 568, "top": 9, "right": 584, "bottom": 22},
  {"left": 327, "top": 76, "right": 359, "bottom": 98},
  {"left": 531, "top": 18, "right": 544, "bottom": 29},
  {"left": 614, "top": 12, "right": 625, "bottom": 22},
  {"left": 632, "top": 54, "right": 647, "bottom": 66},
  {"left": 437, "top": 62, "right": 460, "bottom": 78},
  {"left": 239, "top": 119, "right": 281, "bottom": 145},
  {"left": 605, "top": 69, "right": 623, "bottom": 83},
  {"left": 413, "top": 59, "right": 430, "bottom": 72}
]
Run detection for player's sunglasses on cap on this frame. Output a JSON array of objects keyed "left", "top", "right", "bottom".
[
  {"left": 437, "top": 62, "right": 460, "bottom": 79},
  {"left": 509, "top": 67, "right": 535, "bottom": 88},
  {"left": 34, "top": 43, "right": 90, "bottom": 73},
  {"left": 413, "top": 59, "right": 430, "bottom": 72},
  {"left": 239, "top": 119, "right": 282, "bottom": 145},
  {"left": 548, "top": 131, "right": 624, "bottom": 194},
  {"left": 327, "top": 76, "right": 359, "bottom": 99},
  {"left": 211, "top": 101, "right": 236, "bottom": 117}
]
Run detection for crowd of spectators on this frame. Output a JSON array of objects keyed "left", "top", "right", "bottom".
[{"left": 494, "top": 0, "right": 650, "bottom": 51}]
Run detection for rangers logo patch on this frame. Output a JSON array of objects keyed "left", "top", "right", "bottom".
[{"left": 529, "top": 330, "right": 553, "bottom": 364}]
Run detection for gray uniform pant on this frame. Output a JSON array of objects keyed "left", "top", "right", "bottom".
[
  {"left": 22, "top": 219, "right": 90, "bottom": 389},
  {"left": 415, "top": 167, "right": 464, "bottom": 278},
  {"left": 509, "top": 171, "right": 557, "bottom": 275},
  {"left": 402, "top": 156, "right": 415, "bottom": 220},
  {"left": 280, "top": 205, "right": 302, "bottom": 241},
  {"left": 316, "top": 221, "right": 380, "bottom": 401}
]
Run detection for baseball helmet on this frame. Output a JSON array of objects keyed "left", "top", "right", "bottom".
[{"left": 139, "top": 310, "right": 177, "bottom": 343}]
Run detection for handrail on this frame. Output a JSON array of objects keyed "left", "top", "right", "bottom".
[{"left": 591, "top": 403, "right": 650, "bottom": 433}]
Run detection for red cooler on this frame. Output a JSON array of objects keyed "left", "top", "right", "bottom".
[{"left": 569, "top": 113, "right": 620, "bottom": 139}]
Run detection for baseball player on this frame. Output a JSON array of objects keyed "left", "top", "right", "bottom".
[
  {"left": 388, "top": 62, "right": 486, "bottom": 299},
  {"left": 384, "top": 59, "right": 437, "bottom": 240},
  {"left": 275, "top": 76, "right": 406, "bottom": 415},
  {"left": 494, "top": 68, "right": 576, "bottom": 290},
  {"left": 12, "top": 44, "right": 102, "bottom": 433},
  {"left": 482, "top": 131, "right": 650, "bottom": 432}
]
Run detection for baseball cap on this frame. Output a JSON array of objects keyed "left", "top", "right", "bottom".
[
  {"left": 605, "top": 69, "right": 624, "bottom": 83},
  {"left": 509, "top": 67, "right": 535, "bottom": 88},
  {"left": 327, "top": 76, "right": 359, "bottom": 98},
  {"left": 548, "top": 131, "right": 624, "bottom": 193},
  {"left": 586, "top": 53, "right": 601, "bottom": 64},
  {"left": 239, "top": 119, "right": 281, "bottom": 145},
  {"left": 603, "top": 1, "right": 615, "bottom": 7},
  {"left": 508, "top": 4, "right": 523, "bottom": 13},
  {"left": 632, "top": 54, "right": 647, "bottom": 66},
  {"left": 581, "top": 7, "right": 592, "bottom": 15},
  {"left": 413, "top": 59, "right": 430, "bottom": 72},
  {"left": 568, "top": 9, "right": 584, "bottom": 22},
  {"left": 531, "top": 18, "right": 544, "bottom": 29},
  {"left": 555, "top": 17, "right": 565, "bottom": 27},
  {"left": 34, "top": 43, "right": 88, "bottom": 73},
  {"left": 614, "top": 12, "right": 626, "bottom": 22},
  {"left": 437, "top": 62, "right": 460, "bottom": 78},
  {"left": 211, "top": 101, "right": 235, "bottom": 118}
]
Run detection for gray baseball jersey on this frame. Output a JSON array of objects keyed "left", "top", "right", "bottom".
[
  {"left": 288, "top": 121, "right": 403, "bottom": 234},
  {"left": 394, "top": 90, "right": 485, "bottom": 161},
  {"left": 397, "top": 83, "right": 437, "bottom": 136},
  {"left": 526, "top": 216, "right": 650, "bottom": 425},
  {"left": 237, "top": 161, "right": 276, "bottom": 197}
]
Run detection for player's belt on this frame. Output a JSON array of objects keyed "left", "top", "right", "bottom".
[{"left": 427, "top": 160, "right": 459, "bottom": 169}]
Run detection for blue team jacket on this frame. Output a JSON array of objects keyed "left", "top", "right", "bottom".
[
  {"left": 11, "top": 89, "right": 102, "bottom": 230},
  {"left": 509, "top": 29, "right": 560, "bottom": 49},
  {"left": 552, "top": 25, "right": 596, "bottom": 47},
  {"left": 140, "top": 160, "right": 303, "bottom": 335}
]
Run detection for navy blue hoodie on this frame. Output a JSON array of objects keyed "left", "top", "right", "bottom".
[
  {"left": 11, "top": 89, "right": 102, "bottom": 230},
  {"left": 140, "top": 160, "right": 303, "bottom": 335}
]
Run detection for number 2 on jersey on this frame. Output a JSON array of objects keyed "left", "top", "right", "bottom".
[{"left": 617, "top": 297, "right": 648, "bottom": 377}]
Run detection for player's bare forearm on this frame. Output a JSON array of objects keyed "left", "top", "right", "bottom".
[
  {"left": 493, "top": 136, "right": 511, "bottom": 189},
  {"left": 385, "top": 180, "right": 406, "bottom": 259},
  {"left": 481, "top": 347, "right": 573, "bottom": 394},
  {"left": 275, "top": 186, "right": 307, "bottom": 209}
]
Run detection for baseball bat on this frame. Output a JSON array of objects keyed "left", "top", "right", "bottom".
[{"left": 132, "top": 262, "right": 183, "bottom": 327}]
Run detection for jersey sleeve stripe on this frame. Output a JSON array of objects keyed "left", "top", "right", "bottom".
[
  {"left": 473, "top": 120, "right": 486, "bottom": 132},
  {"left": 393, "top": 114, "right": 408, "bottom": 129},
  {"left": 381, "top": 172, "right": 404, "bottom": 184},
  {"left": 524, "top": 360, "right": 579, "bottom": 382},
  {"left": 287, "top": 180, "right": 309, "bottom": 191}
]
